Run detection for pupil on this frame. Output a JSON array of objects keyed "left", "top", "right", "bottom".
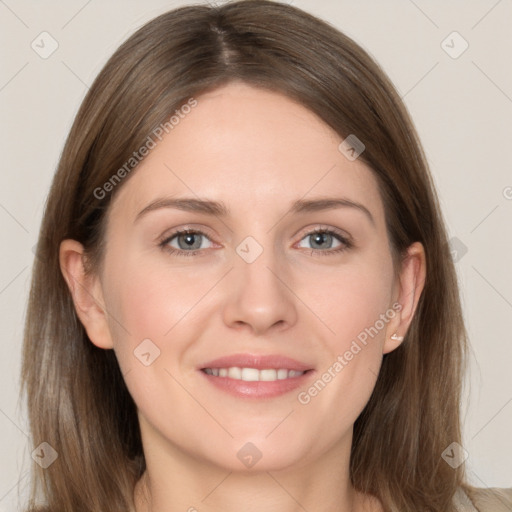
[
  {"left": 179, "top": 233, "right": 200, "bottom": 249},
  {"left": 312, "top": 232, "right": 331, "bottom": 249}
]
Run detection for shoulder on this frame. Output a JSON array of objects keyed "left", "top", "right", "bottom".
[{"left": 455, "top": 486, "right": 512, "bottom": 511}]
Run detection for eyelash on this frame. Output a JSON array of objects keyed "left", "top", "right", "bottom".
[{"left": 158, "top": 227, "right": 353, "bottom": 257}]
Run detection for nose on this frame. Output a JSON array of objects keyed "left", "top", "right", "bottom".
[{"left": 221, "top": 242, "right": 298, "bottom": 335}]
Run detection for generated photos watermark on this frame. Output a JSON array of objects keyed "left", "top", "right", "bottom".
[
  {"left": 297, "top": 302, "right": 402, "bottom": 405},
  {"left": 94, "top": 97, "right": 198, "bottom": 200}
]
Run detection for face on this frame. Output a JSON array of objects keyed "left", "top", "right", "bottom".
[{"left": 67, "top": 82, "right": 416, "bottom": 473}]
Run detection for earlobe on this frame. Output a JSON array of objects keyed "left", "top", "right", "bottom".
[
  {"left": 383, "top": 332, "right": 405, "bottom": 354},
  {"left": 383, "top": 241, "right": 426, "bottom": 354},
  {"left": 59, "top": 239, "right": 114, "bottom": 350}
]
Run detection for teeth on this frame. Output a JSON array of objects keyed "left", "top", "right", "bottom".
[
  {"left": 241, "top": 368, "right": 260, "bottom": 381},
  {"left": 228, "top": 367, "right": 242, "bottom": 379},
  {"left": 277, "top": 369, "right": 288, "bottom": 380},
  {"left": 260, "top": 369, "right": 277, "bottom": 381},
  {"left": 203, "top": 367, "right": 306, "bottom": 382}
]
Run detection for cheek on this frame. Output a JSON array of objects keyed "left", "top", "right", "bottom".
[
  {"left": 302, "top": 254, "right": 395, "bottom": 353},
  {"left": 105, "top": 253, "right": 209, "bottom": 339},
  {"left": 295, "top": 253, "right": 395, "bottom": 414},
  {"left": 102, "top": 263, "right": 201, "bottom": 422},
  {"left": 102, "top": 254, "right": 222, "bottom": 384}
]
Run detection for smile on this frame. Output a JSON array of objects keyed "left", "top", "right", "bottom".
[{"left": 202, "top": 367, "right": 306, "bottom": 381}]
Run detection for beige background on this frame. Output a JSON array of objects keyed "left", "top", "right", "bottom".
[{"left": 1, "top": 0, "right": 511, "bottom": 509}]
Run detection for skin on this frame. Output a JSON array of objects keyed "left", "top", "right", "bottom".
[{"left": 60, "top": 81, "right": 426, "bottom": 512}]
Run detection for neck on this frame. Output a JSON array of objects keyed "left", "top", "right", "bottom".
[{"left": 133, "top": 425, "right": 377, "bottom": 512}]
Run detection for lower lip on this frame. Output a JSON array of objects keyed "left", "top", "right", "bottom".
[{"left": 199, "top": 370, "right": 315, "bottom": 399}]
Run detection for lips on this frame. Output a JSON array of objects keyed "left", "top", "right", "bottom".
[
  {"left": 198, "top": 353, "right": 315, "bottom": 398},
  {"left": 199, "top": 353, "right": 313, "bottom": 372}
]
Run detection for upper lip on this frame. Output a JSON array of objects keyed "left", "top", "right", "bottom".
[{"left": 199, "top": 353, "right": 313, "bottom": 372}]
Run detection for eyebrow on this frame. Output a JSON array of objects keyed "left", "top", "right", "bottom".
[{"left": 135, "top": 196, "right": 375, "bottom": 226}]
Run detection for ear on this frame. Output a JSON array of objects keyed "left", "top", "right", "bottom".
[
  {"left": 59, "top": 239, "right": 114, "bottom": 349},
  {"left": 383, "top": 241, "right": 426, "bottom": 354}
]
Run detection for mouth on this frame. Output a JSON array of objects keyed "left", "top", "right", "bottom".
[
  {"left": 198, "top": 354, "right": 315, "bottom": 398},
  {"left": 202, "top": 367, "right": 307, "bottom": 381}
]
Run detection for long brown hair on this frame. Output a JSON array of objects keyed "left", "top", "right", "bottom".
[{"left": 22, "top": 1, "right": 468, "bottom": 510}]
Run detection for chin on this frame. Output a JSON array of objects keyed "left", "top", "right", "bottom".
[{"left": 200, "top": 436, "right": 312, "bottom": 474}]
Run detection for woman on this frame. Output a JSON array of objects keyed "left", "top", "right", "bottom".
[{"left": 22, "top": 1, "right": 512, "bottom": 511}]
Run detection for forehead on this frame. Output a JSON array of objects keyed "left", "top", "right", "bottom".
[{"left": 108, "top": 82, "right": 385, "bottom": 227}]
